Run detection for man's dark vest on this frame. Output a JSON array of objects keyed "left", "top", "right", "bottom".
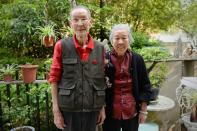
[{"left": 58, "top": 38, "right": 106, "bottom": 112}]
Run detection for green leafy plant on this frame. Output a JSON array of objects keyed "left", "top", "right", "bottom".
[
  {"left": 44, "top": 58, "right": 52, "bottom": 72},
  {"left": 38, "top": 24, "right": 55, "bottom": 38},
  {"left": 0, "top": 64, "right": 17, "bottom": 76},
  {"left": 137, "top": 47, "right": 171, "bottom": 61},
  {"left": 138, "top": 47, "right": 171, "bottom": 88},
  {"left": 37, "top": 25, "right": 55, "bottom": 38},
  {"left": 37, "top": 24, "right": 57, "bottom": 47},
  {"left": 149, "top": 63, "right": 168, "bottom": 88}
]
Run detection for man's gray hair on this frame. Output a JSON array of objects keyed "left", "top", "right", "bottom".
[
  {"left": 70, "top": 5, "right": 91, "bottom": 19},
  {"left": 109, "top": 24, "right": 134, "bottom": 44}
]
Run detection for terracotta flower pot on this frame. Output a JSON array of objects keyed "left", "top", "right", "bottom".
[
  {"left": 19, "top": 65, "right": 38, "bottom": 84},
  {"left": 3, "top": 74, "right": 13, "bottom": 82},
  {"left": 43, "top": 35, "right": 54, "bottom": 47}
]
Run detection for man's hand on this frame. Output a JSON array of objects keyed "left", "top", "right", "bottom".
[
  {"left": 53, "top": 110, "right": 66, "bottom": 129},
  {"left": 97, "top": 106, "right": 106, "bottom": 125}
]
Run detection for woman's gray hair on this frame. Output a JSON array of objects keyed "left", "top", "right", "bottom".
[
  {"left": 70, "top": 5, "right": 91, "bottom": 19},
  {"left": 109, "top": 24, "right": 134, "bottom": 44}
]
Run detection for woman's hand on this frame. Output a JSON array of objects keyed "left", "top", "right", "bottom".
[{"left": 138, "top": 112, "right": 147, "bottom": 123}]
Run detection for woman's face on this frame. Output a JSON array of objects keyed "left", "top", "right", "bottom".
[{"left": 112, "top": 29, "right": 129, "bottom": 56}]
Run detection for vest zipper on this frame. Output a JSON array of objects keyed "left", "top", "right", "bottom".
[{"left": 82, "top": 63, "right": 84, "bottom": 111}]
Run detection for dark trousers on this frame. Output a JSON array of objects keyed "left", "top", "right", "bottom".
[
  {"left": 62, "top": 111, "right": 99, "bottom": 131},
  {"left": 103, "top": 115, "right": 139, "bottom": 131}
]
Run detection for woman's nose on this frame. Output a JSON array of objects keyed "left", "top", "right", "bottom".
[{"left": 118, "top": 39, "right": 124, "bottom": 44}]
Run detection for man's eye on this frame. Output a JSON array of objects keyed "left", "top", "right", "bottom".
[{"left": 73, "top": 19, "right": 78, "bottom": 22}]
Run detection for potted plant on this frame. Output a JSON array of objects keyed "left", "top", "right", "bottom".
[
  {"left": 37, "top": 24, "right": 56, "bottom": 47},
  {"left": 149, "top": 63, "right": 168, "bottom": 101},
  {"left": 137, "top": 47, "right": 170, "bottom": 101},
  {"left": 19, "top": 64, "right": 38, "bottom": 84},
  {"left": 0, "top": 64, "right": 17, "bottom": 82}
]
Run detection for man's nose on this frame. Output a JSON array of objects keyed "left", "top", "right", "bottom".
[{"left": 77, "top": 19, "right": 83, "bottom": 25}]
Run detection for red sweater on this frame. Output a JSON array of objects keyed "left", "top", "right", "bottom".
[
  {"left": 49, "top": 34, "right": 94, "bottom": 83},
  {"left": 111, "top": 50, "right": 137, "bottom": 120}
]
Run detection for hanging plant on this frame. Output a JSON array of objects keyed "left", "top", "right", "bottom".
[{"left": 37, "top": 24, "right": 56, "bottom": 47}]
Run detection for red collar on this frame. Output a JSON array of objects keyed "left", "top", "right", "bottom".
[{"left": 73, "top": 33, "right": 94, "bottom": 50}]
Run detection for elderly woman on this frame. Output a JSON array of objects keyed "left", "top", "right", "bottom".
[{"left": 103, "top": 24, "right": 153, "bottom": 131}]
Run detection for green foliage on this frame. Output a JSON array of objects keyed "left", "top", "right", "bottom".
[
  {"left": 1, "top": 83, "right": 52, "bottom": 130},
  {"left": 1, "top": 84, "right": 32, "bottom": 129},
  {"left": 0, "top": 0, "right": 53, "bottom": 58},
  {"left": 107, "top": 0, "right": 181, "bottom": 32},
  {"left": 149, "top": 63, "right": 168, "bottom": 88},
  {"left": 43, "top": 58, "right": 52, "bottom": 72},
  {"left": 131, "top": 32, "right": 161, "bottom": 50},
  {"left": 46, "top": 0, "right": 70, "bottom": 28},
  {"left": 136, "top": 46, "right": 171, "bottom": 88},
  {"left": 0, "top": 0, "right": 67, "bottom": 57},
  {"left": 137, "top": 47, "right": 171, "bottom": 61},
  {"left": 132, "top": 32, "right": 150, "bottom": 49},
  {"left": 37, "top": 24, "right": 55, "bottom": 37},
  {"left": 4, "top": 105, "right": 31, "bottom": 128},
  {"left": 0, "top": 64, "right": 17, "bottom": 75},
  {"left": 177, "top": 1, "right": 197, "bottom": 47}
]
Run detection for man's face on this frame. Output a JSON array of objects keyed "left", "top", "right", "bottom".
[
  {"left": 112, "top": 29, "right": 129, "bottom": 56},
  {"left": 70, "top": 8, "right": 92, "bottom": 41}
]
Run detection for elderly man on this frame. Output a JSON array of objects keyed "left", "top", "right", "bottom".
[
  {"left": 49, "top": 5, "right": 106, "bottom": 131},
  {"left": 103, "top": 24, "right": 153, "bottom": 131}
]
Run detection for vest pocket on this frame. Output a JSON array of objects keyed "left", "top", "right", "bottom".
[
  {"left": 89, "top": 78, "right": 106, "bottom": 109},
  {"left": 93, "top": 85, "right": 105, "bottom": 109},
  {"left": 58, "top": 88, "right": 75, "bottom": 109},
  {"left": 62, "top": 58, "right": 78, "bottom": 78}
]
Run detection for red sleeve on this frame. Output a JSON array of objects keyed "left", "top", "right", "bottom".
[{"left": 49, "top": 40, "right": 62, "bottom": 83}]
